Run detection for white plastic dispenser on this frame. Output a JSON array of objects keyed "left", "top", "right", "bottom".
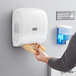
[{"left": 12, "top": 8, "right": 48, "bottom": 47}]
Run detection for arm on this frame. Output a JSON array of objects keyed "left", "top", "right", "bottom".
[
  {"left": 34, "top": 33, "right": 76, "bottom": 72},
  {"left": 48, "top": 33, "right": 76, "bottom": 72}
]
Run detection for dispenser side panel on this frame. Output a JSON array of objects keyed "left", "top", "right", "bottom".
[{"left": 12, "top": 10, "right": 23, "bottom": 47}]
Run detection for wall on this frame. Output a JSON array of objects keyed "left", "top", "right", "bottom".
[{"left": 0, "top": 0, "right": 76, "bottom": 76}]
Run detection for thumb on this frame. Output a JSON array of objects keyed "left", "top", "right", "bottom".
[{"left": 38, "top": 48, "right": 43, "bottom": 54}]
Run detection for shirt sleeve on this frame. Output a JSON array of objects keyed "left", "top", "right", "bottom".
[{"left": 48, "top": 33, "right": 76, "bottom": 72}]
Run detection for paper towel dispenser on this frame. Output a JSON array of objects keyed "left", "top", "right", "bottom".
[{"left": 12, "top": 8, "right": 48, "bottom": 47}]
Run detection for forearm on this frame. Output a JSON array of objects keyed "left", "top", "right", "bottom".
[
  {"left": 48, "top": 58, "right": 70, "bottom": 72},
  {"left": 47, "top": 33, "right": 76, "bottom": 72}
]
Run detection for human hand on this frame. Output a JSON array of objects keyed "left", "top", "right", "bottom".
[{"left": 34, "top": 48, "right": 50, "bottom": 64}]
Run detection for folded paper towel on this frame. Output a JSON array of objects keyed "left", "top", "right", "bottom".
[{"left": 22, "top": 43, "right": 46, "bottom": 54}]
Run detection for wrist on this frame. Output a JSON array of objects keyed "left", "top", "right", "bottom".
[{"left": 45, "top": 56, "right": 51, "bottom": 64}]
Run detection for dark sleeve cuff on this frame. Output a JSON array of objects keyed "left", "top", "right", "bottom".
[
  {"left": 48, "top": 58, "right": 58, "bottom": 66},
  {"left": 48, "top": 57, "right": 62, "bottom": 71}
]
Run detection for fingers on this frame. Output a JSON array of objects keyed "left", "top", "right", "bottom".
[
  {"left": 34, "top": 48, "right": 41, "bottom": 55},
  {"left": 39, "top": 45, "right": 46, "bottom": 52},
  {"left": 37, "top": 48, "right": 44, "bottom": 54},
  {"left": 34, "top": 53, "right": 37, "bottom": 57},
  {"left": 34, "top": 53, "right": 39, "bottom": 59}
]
